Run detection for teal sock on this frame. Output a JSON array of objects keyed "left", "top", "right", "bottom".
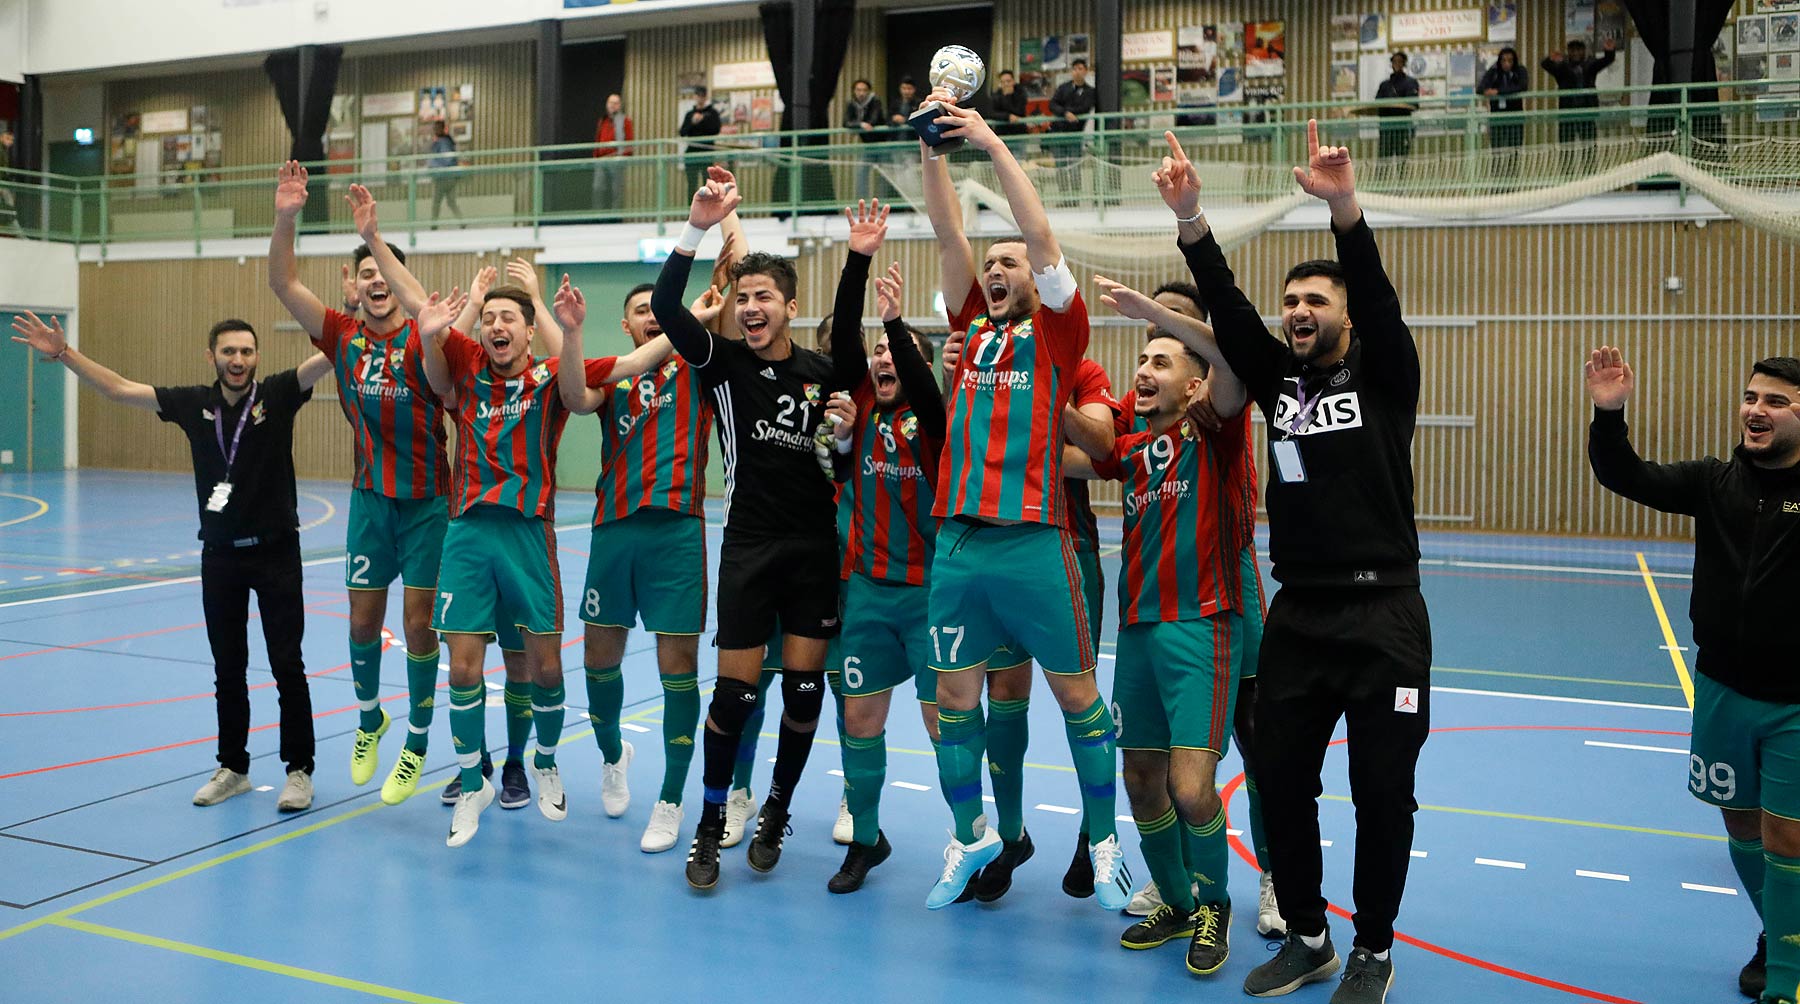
[
  {"left": 1138, "top": 807, "right": 1196, "bottom": 913},
  {"left": 585, "top": 664, "right": 624, "bottom": 762},
  {"left": 658, "top": 672, "right": 700, "bottom": 805},
  {"left": 935, "top": 706, "right": 988, "bottom": 844},
  {"left": 1732, "top": 836, "right": 1768, "bottom": 919},
  {"left": 1184, "top": 807, "right": 1231, "bottom": 906},
  {"left": 842, "top": 731, "right": 886, "bottom": 846},
  {"left": 826, "top": 670, "right": 848, "bottom": 735},
  {"left": 530, "top": 682, "right": 565, "bottom": 769},
  {"left": 449, "top": 683, "right": 487, "bottom": 792},
  {"left": 986, "top": 697, "right": 1030, "bottom": 842},
  {"left": 503, "top": 681, "right": 532, "bottom": 762},
  {"left": 350, "top": 636, "right": 385, "bottom": 733},
  {"left": 1764, "top": 851, "right": 1800, "bottom": 997},
  {"left": 732, "top": 670, "right": 777, "bottom": 791},
  {"left": 1062, "top": 699, "right": 1118, "bottom": 842},
  {"left": 1245, "top": 772, "right": 1271, "bottom": 871},
  {"left": 403, "top": 648, "right": 438, "bottom": 753}
]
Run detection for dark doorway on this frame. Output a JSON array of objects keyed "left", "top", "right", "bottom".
[
  {"left": 547, "top": 37, "right": 628, "bottom": 217},
  {"left": 883, "top": 5, "right": 994, "bottom": 119}
]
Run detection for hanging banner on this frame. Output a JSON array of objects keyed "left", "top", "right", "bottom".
[{"left": 1390, "top": 9, "right": 1486, "bottom": 45}]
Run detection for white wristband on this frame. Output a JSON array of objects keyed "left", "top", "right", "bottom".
[
  {"left": 833, "top": 432, "right": 854, "bottom": 454},
  {"left": 1176, "top": 208, "right": 1205, "bottom": 224},
  {"left": 674, "top": 223, "right": 709, "bottom": 255}
]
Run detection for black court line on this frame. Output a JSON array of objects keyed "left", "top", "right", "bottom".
[{"left": 0, "top": 832, "right": 156, "bottom": 864}]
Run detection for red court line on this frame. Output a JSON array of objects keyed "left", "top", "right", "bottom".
[
  {"left": 0, "top": 620, "right": 211, "bottom": 664},
  {"left": 1220, "top": 723, "right": 1675, "bottom": 1004}
]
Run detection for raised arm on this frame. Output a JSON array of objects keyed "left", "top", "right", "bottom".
[
  {"left": 1584, "top": 346, "right": 1707, "bottom": 515},
  {"left": 297, "top": 351, "right": 334, "bottom": 390},
  {"left": 918, "top": 116, "right": 978, "bottom": 311},
  {"left": 11, "top": 311, "right": 159, "bottom": 411},
  {"left": 505, "top": 259, "right": 562, "bottom": 359},
  {"left": 829, "top": 199, "right": 887, "bottom": 390},
  {"left": 650, "top": 166, "right": 742, "bottom": 368},
  {"left": 453, "top": 265, "right": 497, "bottom": 341},
  {"left": 874, "top": 263, "right": 945, "bottom": 443},
  {"left": 934, "top": 98, "right": 1063, "bottom": 277},
  {"left": 267, "top": 161, "right": 329, "bottom": 340},
  {"left": 554, "top": 276, "right": 605, "bottom": 415},
  {"left": 712, "top": 214, "right": 747, "bottom": 340},
  {"left": 1094, "top": 275, "right": 1245, "bottom": 419},
  {"left": 415, "top": 289, "right": 469, "bottom": 400},
  {"left": 347, "top": 184, "right": 428, "bottom": 317}
]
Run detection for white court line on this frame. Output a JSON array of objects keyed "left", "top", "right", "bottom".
[
  {"left": 1097, "top": 652, "right": 1115, "bottom": 660},
  {"left": 1227, "top": 828, "right": 1243, "bottom": 837},
  {"left": 1320, "top": 839, "right": 1334, "bottom": 847},
  {"left": 1585, "top": 740, "right": 1686, "bottom": 755},
  {"left": 891, "top": 781, "right": 931, "bottom": 791},
  {"left": 1683, "top": 883, "right": 1738, "bottom": 895},
  {"left": 1576, "top": 870, "right": 1630, "bottom": 882},
  {"left": 1435, "top": 686, "right": 1689, "bottom": 713},
  {"left": 253, "top": 785, "right": 275, "bottom": 792},
  {"left": 1411, "top": 850, "right": 1429, "bottom": 858},
  {"left": 620, "top": 723, "right": 651, "bottom": 733},
  {"left": 982, "top": 795, "right": 996, "bottom": 803},
  {"left": 827, "top": 769, "right": 845, "bottom": 777},
  {"left": 1116, "top": 815, "right": 1134, "bottom": 823},
  {"left": 1475, "top": 858, "right": 1527, "bottom": 870},
  {"left": 1035, "top": 803, "right": 1080, "bottom": 815},
  {"left": 1421, "top": 557, "right": 1691, "bottom": 580}
]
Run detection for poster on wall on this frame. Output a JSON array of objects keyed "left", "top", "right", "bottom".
[
  {"left": 1713, "top": 30, "right": 1734, "bottom": 81},
  {"left": 1739, "top": 53, "right": 1770, "bottom": 84},
  {"left": 1740, "top": 16, "right": 1770, "bottom": 55},
  {"left": 1068, "top": 33, "right": 1091, "bottom": 68},
  {"left": 1773, "top": 13, "right": 1800, "bottom": 49},
  {"left": 418, "top": 87, "right": 446, "bottom": 123},
  {"left": 1448, "top": 50, "right": 1480, "bottom": 96},
  {"left": 362, "top": 91, "right": 414, "bottom": 118},
  {"left": 1408, "top": 52, "right": 1449, "bottom": 78},
  {"left": 1122, "top": 30, "right": 1174, "bottom": 63},
  {"left": 1121, "top": 67, "right": 1151, "bottom": 105},
  {"left": 1018, "top": 37, "right": 1047, "bottom": 98},
  {"left": 448, "top": 83, "right": 474, "bottom": 123},
  {"left": 1594, "top": 0, "right": 1630, "bottom": 46},
  {"left": 1488, "top": 2, "right": 1518, "bottom": 43},
  {"left": 1043, "top": 34, "right": 1068, "bottom": 71},
  {"left": 1153, "top": 66, "right": 1176, "bottom": 102},
  {"left": 1244, "top": 21, "right": 1285, "bottom": 78},
  {"left": 1330, "top": 14, "right": 1360, "bottom": 53},
  {"left": 328, "top": 95, "right": 355, "bottom": 138},
  {"left": 1361, "top": 13, "right": 1386, "bottom": 51},
  {"left": 1330, "top": 60, "right": 1359, "bottom": 99},
  {"left": 1217, "top": 65, "right": 1242, "bottom": 103},
  {"left": 752, "top": 96, "right": 774, "bottom": 131},
  {"left": 1391, "top": 10, "right": 1485, "bottom": 46},
  {"left": 141, "top": 109, "right": 189, "bottom": 134},
  {"left": 1565, "top": 0, "right": 1596, "bottom": 41}
]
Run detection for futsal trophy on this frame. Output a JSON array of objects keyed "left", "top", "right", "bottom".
[{"left": 909, "top": 44, "right": 986, "bottom": 158}]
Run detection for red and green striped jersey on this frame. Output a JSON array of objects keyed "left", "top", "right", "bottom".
[
  {"left": 313, "top": 310, "right": 449, "bottom": 500},
  {"left": 1117, "top": 389, "right": 1261, "bottom": 552},
  {"left": 1065, "top": 359, "right": 1122, "bottom": 553},
  {"left": 442, "top": 330, "right": 614, "bottom": 520},
  {"left": 848, "top": 383, "right": 942, "bottom": 585},
  {"left": 936, "top": 285, "right": 1089, "bottom": 527},
  {"left": 1093, "top": 412, "right": 1251, "bottom": 625},
  {"left": 593, "top": 355, "right": 713, "bottom": 524}
]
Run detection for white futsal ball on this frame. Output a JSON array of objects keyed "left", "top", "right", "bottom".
[{"left": 928, "top": 45, "right": 986, "bottom": 102}]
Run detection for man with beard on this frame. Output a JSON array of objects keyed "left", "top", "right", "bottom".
[
  {"left": 1587, "top": 349, "right": 1800, "bottom": 1004},
  {"left": 11, "top": 313, "right": 332, "bottom": 811}
]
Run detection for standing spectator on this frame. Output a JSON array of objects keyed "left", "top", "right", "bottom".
[
  {"left": 1049, "top": 58, "right": 1097, "bottom": 195},
  {"left": 990, "top": 69, "right": 1029, "bottom": 137},
  {"left": 1542, "top": 38, "right": 1618, "bottom": 178},
  {"left": 427, "top": 121, "right": 461, "bottom": 226},
  {"left": 0, "top": 129, "right": 16, "bottom": 231},
  {"left": 1480, "top": 48, "right": 1529, "bottom": 177},
  {"left": 592, "top": 92, "right": 634, "bottom": 213},
  {"left": 679, "top": 86, "right": 723, "bottom": 197},
  {"left": 1374, "top": 52, "right": 1421, "bottom": 181},
  {"left": 885, "top": 76, "right": 922, "bottom": 194},
  {"left": 844, "top": 78, "right": 885, "bottom": 201}
]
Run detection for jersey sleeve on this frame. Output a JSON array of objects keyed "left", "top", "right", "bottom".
[
  {"left": 313, "top": 309, "right": 355, "bottom": 361},
  {"left": 947, "top": 283, "right": 985, "bottom": 332},
  {"left": 440, "top": 329, "right": 483, "bottom": 403},
  {"left": 264, "top": 369, "right": 309, "bottom": 414},
  {"left": 585, "top": 356, "right": 618, "bottom": 387},
  {"left": 1072, "top": 358, "right": 1121, "bottom": 416},
  {"left": 1040, "top": 290, "right": 1091, "bottom": 369},
  {"left": 154, "top": 385, "right": 203, "bottom": 427},
  {"left": 1092, "top": 430, "right": 1144, "bottom": 482},
  {"left": 1113, "top": 389, "right": 1137, "bottom": 436}
]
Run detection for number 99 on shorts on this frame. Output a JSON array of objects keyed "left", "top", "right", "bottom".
[{"left": 1690, "top": 753, "right": 1738, "bottom": 803}]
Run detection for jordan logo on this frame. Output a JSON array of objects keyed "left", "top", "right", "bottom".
[{"left": 1394, "top": 687, "right": 1420, "bottom": 714}]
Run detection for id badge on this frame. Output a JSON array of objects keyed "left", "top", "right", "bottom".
[
  {"left": 1271, "top": 440, "right": 1307, "bottom": 484},
  {"left": 206, "top": 481, "right": 234, "bottom": 513}
]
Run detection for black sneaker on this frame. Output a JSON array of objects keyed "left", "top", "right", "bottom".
[
  {"left": 1244, "top": 930, "right": 1341, "bottom": 997},
  {"left": 1185, "top": 901, "right": 1232, "bottom": 975},
  {"left": 440, "top": 752, "right": 494, "bottom": 804},
  {"left": 498, "top": 759, "right": 530, "bottom": 810},
  {"left": 686, "top": 821, "right": 723, "bottom": 890},
  {"left": 1742, "top": 932, "right": 1767, "bottom": 999},
  {"left": 1121, "top": 903, "right": 1196, "bottom": 950},
  {"left": 1062, "top": 829, "right": 1095, "bottom": 898},
  {"left": 827, "top": 831, "right": 892, "bottom": 893},
  {"left": 1329, "top": 947, "right": 1394, "bottom": 1004},
  {"left": 974, "top": 830, "right": 1035, "bottom": 902},
  {"left": 746, "top": 802, "right": 792, "bottom": 872}
]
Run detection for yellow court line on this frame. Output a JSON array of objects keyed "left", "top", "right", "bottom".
[
  {"left": 1320, "top": 792, "right": 1723, "bottom": 843},
  {"left": 0, "top": 492, "right": 51, "bottom": 529},
  {"left": 52, "top": 919, "right": 461, "bottom": 1004},
  {"left": 1636, "top": 552, "right": 1696, "bottom": 710}
]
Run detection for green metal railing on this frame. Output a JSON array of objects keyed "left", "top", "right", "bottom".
[{"left": 1, "top": 79, "right": 1794, "bottom": 251}]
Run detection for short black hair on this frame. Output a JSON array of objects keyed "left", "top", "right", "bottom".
[
  {"left": 694, "top": 85, "right": 708, "bottom": 97},
  {"left": 1752, "top": 357, "right": 1800, "bottom": 391},
  {"left": 1147, "top": 327, "right": 1207, "bottom": 374},
  {"left": 1568, "top": 38, "right": 1588, "bottom": 49},
  {"left": 1498, "top": 47, "right": 1519, "bottom": 63},
  {"left": 1072, "top": 58, "right": 1088, "bottom": 69},
  {"left": 1151, "top": 280, "right": 1209, "bottom": 322},
  {"left": 352, "top": 242, "right": 405, "bottom": 267},
  {"left": 1392, "top": 51, "right": 1408, "bottom": 63},
  {"left": 483, "top": 287, "right": 536, "bottom": 326},
  {"left": 899, "top": 75, "right": 916, "bottom": 87},
  {"left": 899, "top": 324, "right": 935, "bottom": 366},
  {"left": 731, "top": 252, "right": 799, "bottom": 302},
  {"left": 1283, "top": 259, "right": 1347, "bottom": 292},
  {"left": 623, "top": 283, "right": 655, "bottom": 314},
  {"left": 853, "top": 78, "right": 872, "bottom": 90},
  {"left": 208, "top": 319, "right": 257, "bottom": 350},
  {"left": 999, "top": 69, "right": 1016, "bottom": 78}
]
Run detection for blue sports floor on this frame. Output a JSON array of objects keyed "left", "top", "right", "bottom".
[{"left": 0, "top": 471, "right": 1740, "bottom": 1004}]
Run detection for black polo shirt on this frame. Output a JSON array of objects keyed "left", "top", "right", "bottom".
[{"left": 155, "top": 369, "right": 311, "bottom": 545}]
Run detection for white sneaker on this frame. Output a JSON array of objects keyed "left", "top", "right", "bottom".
[
  {"left": 601, "top": 741, "right": 634, "bottom": 818},
  {"left": 192, "top": 767, "right": 252, "bottom": 806},
  {"left": 641, "top": 800, "right": 684, "bottom": 853},
  {"left": 275, "top": 770, "right": 313, "bottom": 812},
  {"left": 1125, "top": 879, "right": 1164, "bottom": 917},
  {"left": 721, "top": 787, "right": 757, "bottom": 848},
  {"left": 1257, "top": 869, "right": 1287, "bottom": 937},
  {"left": 832, "top": 796, "right": 854, "bottom": 845},
  {"left": 1090, "top": 834, "right": 1135, "bottom": 912},
  {"left": 534, "top": 763, "right": 568, "bottom": 821},
  {"left": 447, "top": 778, "right": 497, "bottom": 847}
]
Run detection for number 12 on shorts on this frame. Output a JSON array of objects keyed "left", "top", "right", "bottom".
[
  {"left": 930, "top": 625, "right": 965, "bottom": 665},
  {"left": 1690, "top": 753, "right": 1737, "bottom": 802}
]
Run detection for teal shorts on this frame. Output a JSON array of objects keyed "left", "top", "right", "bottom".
[
  {"left": 1113, "top": 616, "right": 1242, "bottom": 754},
  {"left": 1238, "top": 544, "right": 1265, "bottom": 681},
  {"left": 840, "top": 572, "right": 934, "bottom": 704},
  {"left": 433, "top": 504, "right": 563, "bottom": 638},
  {"left": 345, "top": 488, "right": 448, "bottom": 591},
  {"left": 927, "top": 520, "right": 1094, "bottom": 675},
  {"left": 495, "top": 619, "right": 525, "bottom": 653},
  {"left": 581, "top": 508, "right": 707, "bottom": 636},
  {"left": 1691, "top": 672, "right": 1800, "bottom": 819},
  {"left": 989, "top": 545, "right": 1102, "bottom": 672}
]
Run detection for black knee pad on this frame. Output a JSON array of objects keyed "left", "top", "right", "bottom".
[
  {"left": 708, "top": 676, "right": 762, "bottom": 735},
  {"left": 780, "top": 672, "right": 827, "bottom": 726}
]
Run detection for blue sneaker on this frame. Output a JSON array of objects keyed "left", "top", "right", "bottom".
[
  {"left": 1090, "top": 834, "right": 1136, "bottom": 911},
  {"left": 440, "top": 751, "right": 493, "bottom": 804},
  {"left": 926, "top": 826, "right": 1003, "bottom": 910},
  {"left": 498, "top": 759, "right": 531, "bottom": 810}
]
